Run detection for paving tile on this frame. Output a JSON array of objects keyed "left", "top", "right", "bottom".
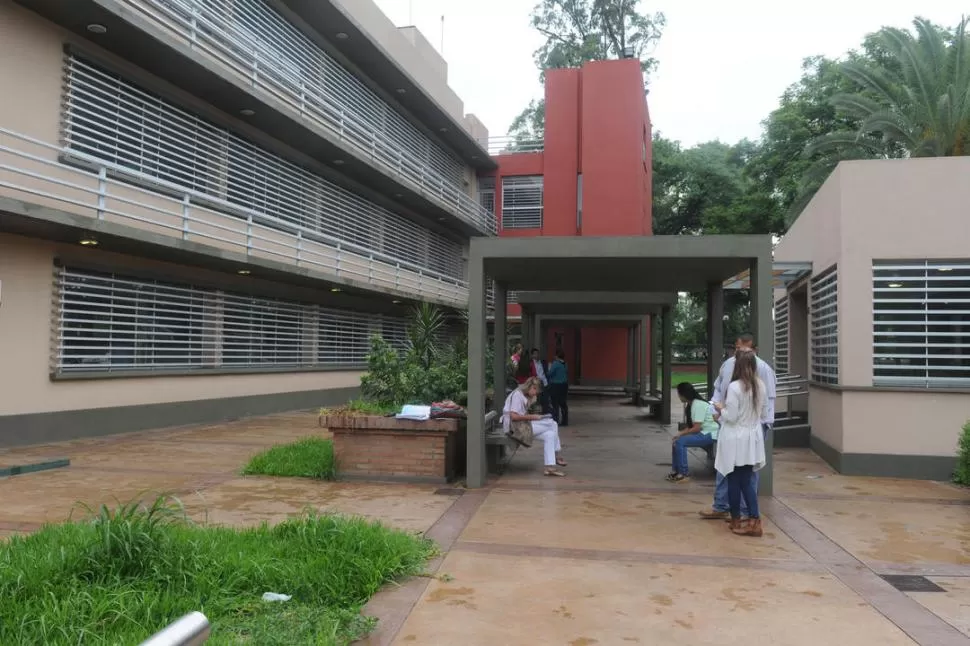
[
  {"left": 461, "top": 488, "right": 810, "bottom": 561},
  {"left": 394, "top": 551, "right": 917, "bottom": 645},
  {"left": 907, "top": 577, "right": 970, "bottom": 638},
  {"left": 781, "top": 497, "right": 970, "bottom": 566},
  {"left": 183, "top": 477, "right": 454, "bottom": 534}
]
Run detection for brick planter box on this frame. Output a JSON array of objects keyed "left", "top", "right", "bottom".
[{"left": 324, "top": 414, "right": 466, "bottom": 484}]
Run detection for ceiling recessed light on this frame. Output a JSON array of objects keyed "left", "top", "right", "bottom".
[
  {"left": 394, "top": 193, "right": 403, "bottom": 198},
  {"left": 335, "top": 32, "right": 349, "bottom": 40},
  {"left": 237, "top": 269, "right": 251, "bottom": 275},
  {"left": 79, "top": 236, "right": 98, "bottom": 246},
  {"left": 333, "top": 159, "right": 345, "bottom": 166},
  {"left": 439, "top": 127, "right": 448, "bottom": 133},
  {"left": 471, "top": 155, "right": 479, "bottom": 160},
  {"left": 86, "top": 23, "right": 107, "bottom": 34},
  {"left": 330, "top": 287, "right": 342, "bottom": 293},
  {"left": 392, "top": 300, "right": 402, "bottom": 304},
  {"left": 240, "top": 108, "right": 255, "bottom": 116},
  {"left": 395, "top": 88, "right": 406, "bottom": 94},
  {"left": 938, "top": 267, "right": 953, "bottom": 272},
  {"left": 888, "top": 282, "right": 903, "bottom": 288},
  {"left": 437, "top": 216, "right": 446, "bottom": 221}
]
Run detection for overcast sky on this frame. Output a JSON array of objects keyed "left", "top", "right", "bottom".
[{"left": 373, "top": 0, "right": 967, "bottom": 147}]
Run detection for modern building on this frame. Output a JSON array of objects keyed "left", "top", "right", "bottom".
[
  {"left": 772, "top": 157, "right": 970, "bottom": 480},
  {"left": 0, "top": 0, "right": 496, "bottom": 444},
  {"left": 482, "top": 59, "right": 653, "bottom": 386}
]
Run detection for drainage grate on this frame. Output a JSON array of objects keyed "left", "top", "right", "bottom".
[
  {"left": 433, "top": 488, "right": 465, "bottom": 497},
  {"left": 880, "top": 575, "right": 946, "bottom": 593}
]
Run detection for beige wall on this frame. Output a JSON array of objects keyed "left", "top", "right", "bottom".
[
  {"left": 837, "top": 158, "right": 970, "bottom": 387},
  {"left": 332, "top": 0, "right": 465, "bottom": 122},
  {"left": 780, "top": 158, "right": 970, "bottom": 463},
  {"left": 0, "top": 233, "right": 361, "bottom": 416},
  {"left": 841, "top": 390, "right": 964, "bottom": 457},
  {"left": 808, "top": 387, "right": 844, "bottom": 451},
  {"left": 0, "top": 1, "right": 63, "bottom": 143}
]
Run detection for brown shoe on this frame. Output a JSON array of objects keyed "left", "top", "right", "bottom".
[
  {"left": 699, "top": 509, "right": 730, "bottom": 520},
  {"left": 728, "top": 517, "right": 745, "bottom": 531},
  {"left": 723, "top": 515, "right": 749, "bottom": 523},
  {"left": 732, "top": 518, "right": 763, "bottom": 537}
]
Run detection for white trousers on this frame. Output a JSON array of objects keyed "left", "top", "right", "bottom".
[{"left": 532, "top": 418, "right": 561, "bottom": 466}]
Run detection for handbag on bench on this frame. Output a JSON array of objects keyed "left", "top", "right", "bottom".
[{"left": 508, "top": 419, "right": 534, "bottom": 447}]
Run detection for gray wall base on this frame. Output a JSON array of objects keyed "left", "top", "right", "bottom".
[
  {"left": 811, "top": 435, "right": 957, "bottom": 481},
  {"left": 774, "top": 424, "right": 811, "bottom": 448},
  {"left": 0, "top": 387, "right": 359, "bottom": 447}
]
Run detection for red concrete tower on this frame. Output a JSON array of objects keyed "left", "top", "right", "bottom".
[{"left": 487, "top": 58, "right": 652, "bottom": 386}]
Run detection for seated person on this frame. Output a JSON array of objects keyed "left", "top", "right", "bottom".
[{"left": 666, "top": 382, "right": 718, "bottom": 483}]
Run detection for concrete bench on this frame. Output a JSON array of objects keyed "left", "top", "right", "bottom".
[{"left": 483, "top": 410, "right": 518, "bottom": 474}]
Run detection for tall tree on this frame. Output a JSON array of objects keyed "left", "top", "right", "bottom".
[
  {"left": 800, "top": 17, "right": 970, "bottom": 215},
  {"left": 509, "top": 0, "right": 665, "bottom": 139}
]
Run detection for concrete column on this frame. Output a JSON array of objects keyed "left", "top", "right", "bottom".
[
  {"left": 650, "top": 314, "right": 660, "bottom": 395},
  {"left": 751, "top": 253, "right": 775, "bottom": 497},
  {"left": 639, "top": 318, "right": 649, "bottom": 399},
  {"left": 466, "top": 253, "right": 488, "bottom": 489},
  {"left": 492, "top": 282, "right": 508, "bottom": 415},
  {"left": 532, "top": 313, "right": 542, "bottom": 354},
  {"left": 707, "top": 282, "right": 724, "bottom": 398},
  {"left": 521, "top": 309, "right": 533, "bottom": 352},
  {"left": 660, "top": 305, "right": 673, "bottom": 425},
  {"left": 626, "top": 326, "right": 636, "bottom": 389}
]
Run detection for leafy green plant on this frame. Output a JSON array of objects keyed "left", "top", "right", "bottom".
[
  {"left": 0, "top": 496, "right": 434, "bottom": 645},
  {"left": 954, "top": 420, "right": 970, "bottom": 486},
  {"left": 242, "top": 437, "right": 336, "bottom": 480}
]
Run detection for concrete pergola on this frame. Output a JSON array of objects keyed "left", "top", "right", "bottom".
[
  {"left": 467, "top": 235, "right": 775, "bottom": 492},
  {"left": 514, "top": 290, "right": 677, "bottom": 412}
]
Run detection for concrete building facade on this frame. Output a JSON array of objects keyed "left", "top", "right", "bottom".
[
  {"left": 773, "top": 157, "right": 970, "bottom": 480},
  {"left": 0, "top": 0, "right": 495, "bottom": 445}
]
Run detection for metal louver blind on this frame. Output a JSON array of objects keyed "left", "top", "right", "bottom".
[
  {"left": 810, "top": 267, "right": 838, "bottom": 384},
  {"left": 501, "top": 176, "right": 543, "bottom": 229},
  {"left": 54, "top": 267, "right": 406, "bottom": 373},
  {"left": 873, "top": 260, "right": 970, "bottom": 387},
  {"left": 774, "top": 296, "right": 790, "bottom": 375},
  {"left": 147, "top": 0, "right": 465, "bottom": 188},
  {"left": 62, "top": 55, "right": 463, "bottom": 281}
]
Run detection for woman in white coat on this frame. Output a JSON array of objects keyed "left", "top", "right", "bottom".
[
  {"left": 502, "top": 377, "right": 567, "bottom": 477},
  {"left": 713, "top": 350, "right": 767, "bottom": 537}
]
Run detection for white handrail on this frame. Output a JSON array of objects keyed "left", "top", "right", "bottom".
[{"left": 0, "top": 128, "right": 468, "bottom": 307}]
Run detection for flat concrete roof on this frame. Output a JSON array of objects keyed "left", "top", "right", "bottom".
[{"left": 474, "top": 235, "right": 772, "bottom": 293}]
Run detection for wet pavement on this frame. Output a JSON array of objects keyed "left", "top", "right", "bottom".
[{"left": 1, "top": 399, "right": 968, "bottom": 644}]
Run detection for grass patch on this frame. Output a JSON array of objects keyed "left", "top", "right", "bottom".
[
  {"left": 654, "top": 371, "right": 707, "bottom": 389},
  {"left": 0, "top": 496, "right": 435, "bottom": 645},
  {"left": 242, "top": 437, "right": 335, "bottom": 480}
]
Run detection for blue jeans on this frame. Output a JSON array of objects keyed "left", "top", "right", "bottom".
[
  {"left": 713, "top": 424, "right": 770, "bottom": 514},
  {"left": 672, "top": 433, "right": 714, "bottom": 476},
  {"left": 727, "top": 465, "right": 759, "bottom": 519}
]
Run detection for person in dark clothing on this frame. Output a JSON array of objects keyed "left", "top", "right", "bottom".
[{"left": 546, "top": 350, "right": 569, "bottom": 426}]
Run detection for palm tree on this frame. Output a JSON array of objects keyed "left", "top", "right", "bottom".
[
  {"left": 794, "top": 17, "right": 970, "bottom": 217},
  {"left": 406, "top": 302, "right": 445, "bottom": 370}
]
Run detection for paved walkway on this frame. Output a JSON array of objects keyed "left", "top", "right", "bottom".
[
  {"left": 362, "top": 397, "right": 970, "bottom": 646},
  {"left": 1, "top": 398, "right": 968, "bottom": 645}
]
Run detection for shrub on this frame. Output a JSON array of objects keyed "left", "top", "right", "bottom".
[
  {"left": 359, "top": 304, "right": 492, "bottom": 408},
  {"left": 954, "top": 420, "right": 970, "bottom": 486},
  {"left": 243, "top": 437, "right": 336, "bottom": 480}
]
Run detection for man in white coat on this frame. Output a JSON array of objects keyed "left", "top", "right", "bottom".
[{"left": 699, "top": 333, "right": 776, "bottom": 520}]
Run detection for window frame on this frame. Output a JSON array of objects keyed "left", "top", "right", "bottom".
[{"left": 500, "top": 175, "right": 544, "bottom": 229}]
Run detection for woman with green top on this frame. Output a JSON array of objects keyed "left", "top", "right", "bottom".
[{"left": 666, "top": 382, "right": 718, "bottom": 483}]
